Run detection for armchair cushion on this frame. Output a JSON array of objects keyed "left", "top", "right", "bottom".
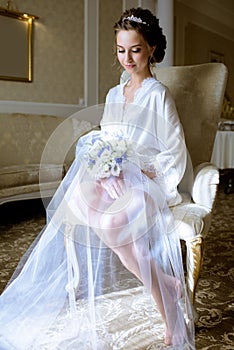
[
  {"left": 192, "top": 163, "right": 219, "bottom": 210},
  {"left": 172, "top": 202, "right": 211, "bottom": 241},
  {"left": 171, "top": 162, "right": 219, "bottom": 241}
]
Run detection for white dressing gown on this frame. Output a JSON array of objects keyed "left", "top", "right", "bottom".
[{"left": 0, "top": 78, "right": 195, "bottom": 349}]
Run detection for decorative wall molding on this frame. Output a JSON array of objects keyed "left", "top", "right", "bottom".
[{"left": 0, "top": 100, "right": 82, "bottom": 117}]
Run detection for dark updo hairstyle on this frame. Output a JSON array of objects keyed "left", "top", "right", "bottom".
[{"left": 114, "top": 7, "right": 167, "bottom": 64}]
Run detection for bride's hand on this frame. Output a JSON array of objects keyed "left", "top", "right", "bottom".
[
  {"left": 141, "top": 169, "right": 156, "bottom": 179},
  {"left": 100, "top": 175, "right": 125, "bottom": 199}
]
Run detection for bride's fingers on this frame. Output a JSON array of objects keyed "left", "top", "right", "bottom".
[
  {"left": 118, "top": 178, "right": 126, "bottom": 191},
  {"left": 111, "top": 179, "right": 125, "bottom": 197},
  {"left": 100, "top": 177, "right": 126, "bottom": 198},
  {"left": 108, "top": 186, "right": 118, "bottom": 199},
  {"left": 102, "top": 182, "right": 118, "bottom": 199}
]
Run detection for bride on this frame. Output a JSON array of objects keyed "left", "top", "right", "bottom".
[{"left": 0, "top": 7, "right": 195, "bottom": 350}]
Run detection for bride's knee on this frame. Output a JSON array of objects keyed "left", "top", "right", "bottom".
[
  {"left": 101, "top": 213, "right": 127, "bottom": 230},
  {"left": 113, "top": 244, "right": 136, "bottom": 265}
]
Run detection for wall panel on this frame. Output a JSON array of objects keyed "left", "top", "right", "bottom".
[
  {"left": 0, "top": 0, "right": 84, "bottom": 105},
  {"left": 99, "top": 0, "right": 123, "bottom": 104}
]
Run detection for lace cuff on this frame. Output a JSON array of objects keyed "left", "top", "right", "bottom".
[{"left": 141, "top": 160, "right": 163, "bottom": 178}]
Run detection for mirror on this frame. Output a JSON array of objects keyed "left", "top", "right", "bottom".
[{"left": 0, "top": 8, "right": 38, "bottom": 82}]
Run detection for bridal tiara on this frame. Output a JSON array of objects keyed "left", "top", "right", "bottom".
[{"left": 122, "top": 15, "right": 149, "bottom": 26}]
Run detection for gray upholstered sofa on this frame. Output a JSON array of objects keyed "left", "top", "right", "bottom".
[{"left": 0, "top": 113, "right": 93, "bottom": 205}]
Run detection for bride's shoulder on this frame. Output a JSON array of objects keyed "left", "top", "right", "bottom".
[
  {"left": 105, "top": 83, "right": 124, "bottom": 102},
  {"left": 108, "top": 84, "right": 121, "bottom": 94},
  {"left": 147, "top": 77, "right": 170, "bottom": 96},
  {"left": 150, "top": 77, "right": 167, "bottom": 90}
]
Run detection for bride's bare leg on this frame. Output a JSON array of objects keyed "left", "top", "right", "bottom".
[
  {"left": 151, "top": 262, "right": 184, "bottom": 345},
  {"left": 113, "top": 245, "right": 184, "bottom": 345},
  {"left": 74, "top": 182, "right": 184, "bottom": 345},
  {"left": 95, "top": 194, "right": 183, "bottom": 345},
  {"left": 112, "top": 243, "right": 174, "bottom": 342}
]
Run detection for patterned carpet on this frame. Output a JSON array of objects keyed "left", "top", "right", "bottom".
[{"left": 0, "top": 178, "right": 233, "bottom": 350}]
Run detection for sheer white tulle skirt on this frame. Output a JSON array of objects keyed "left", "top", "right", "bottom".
[{"left": 0, "top": 130, "right": 195, "bottom": 349}]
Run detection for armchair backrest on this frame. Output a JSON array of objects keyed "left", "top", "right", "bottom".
[{"left": 121, "top": 63, "right": 228, "bottom": 167}]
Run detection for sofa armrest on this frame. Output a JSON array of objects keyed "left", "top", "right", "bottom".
[{"left": 192, "top": 162, "right": 219, "bottom": 211}]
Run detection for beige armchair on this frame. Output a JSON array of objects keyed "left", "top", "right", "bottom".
[
  {"left": 64, "top": 63, "right": 227, "bottom": 325},
  {"left": 121, "top": 63, "right": 228, "bottom": 317}
]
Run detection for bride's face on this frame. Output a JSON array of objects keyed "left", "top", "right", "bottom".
[{"left": 116, "top": 30, "right": 153, "bottom": 76}]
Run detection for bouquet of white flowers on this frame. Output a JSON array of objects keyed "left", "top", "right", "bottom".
[{"left": 84, "top": 131, "right": 131, "bottom": 179}]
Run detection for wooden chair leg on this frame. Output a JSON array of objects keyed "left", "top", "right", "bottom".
[{"left": 186, "top": 236, "right": 204, "bottom": 322}]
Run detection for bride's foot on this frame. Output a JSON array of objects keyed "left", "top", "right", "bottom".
[
  {"left": 164, "top": 325, "right": 185, "bottom": 346},
  {"left": 164, "top": 326, "right": 171, "bottom": 346},
  {"left": 163, "top": 278, "right": 184, "bottom": 346},
  {"left": 164, "top": 327, "right": 184, "bottom": 346}
]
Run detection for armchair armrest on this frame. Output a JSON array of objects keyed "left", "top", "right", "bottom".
[{"left": 192, "top": 162, "right": 219, "bottom": 211}]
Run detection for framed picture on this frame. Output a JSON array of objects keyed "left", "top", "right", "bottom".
[
  {"left": 209, "top": 51, "right": 225, "bottom": 64},
  {"left": 0, "top": 9, "right": 37, "bottom": 82}
]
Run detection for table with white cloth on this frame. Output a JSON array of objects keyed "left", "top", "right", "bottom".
[
  {"left": 211, "top": 130, "right": 234, "bottom": 169},
  {"left": 211, "top": 128, "right": 234, "bottom": 193}
]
